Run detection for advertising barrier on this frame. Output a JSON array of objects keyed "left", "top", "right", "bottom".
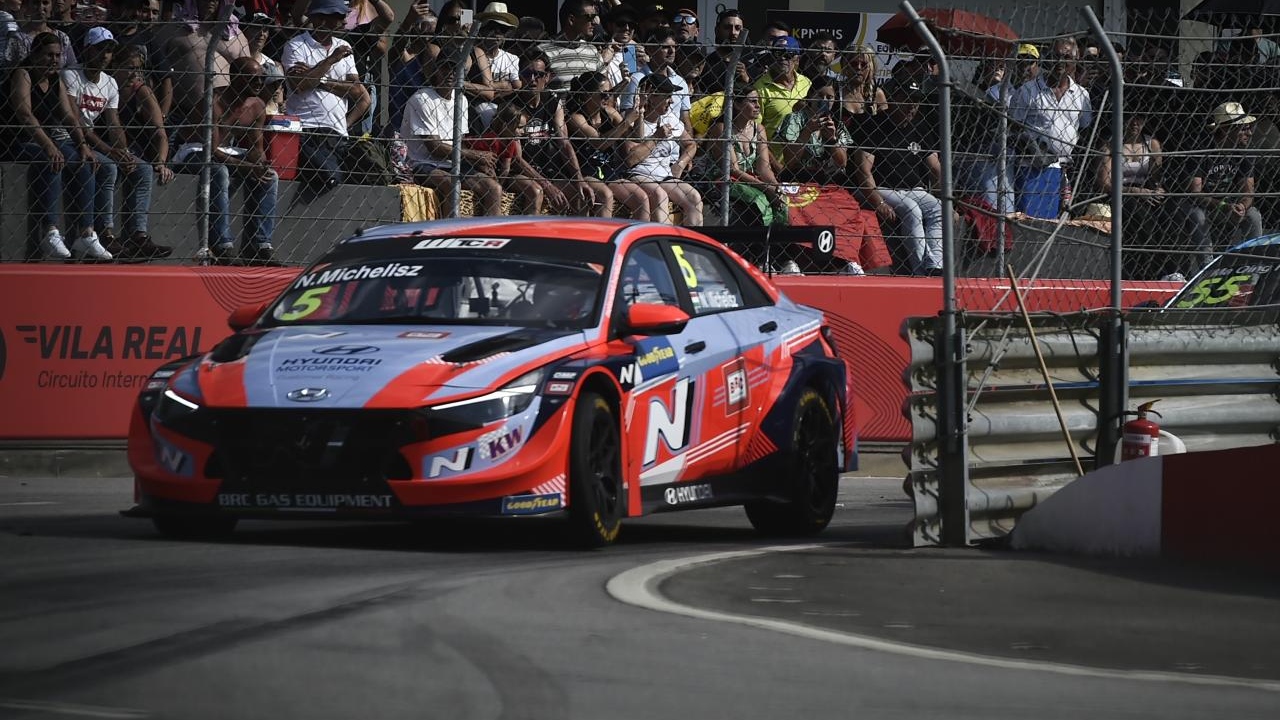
[{"left": 0, "top": 267, "right": 1180, "bottom": 442}]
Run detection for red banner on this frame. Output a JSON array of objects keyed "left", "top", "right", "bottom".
[{"left": 0, "top": 267, "right": 1179, "bottom": 442}]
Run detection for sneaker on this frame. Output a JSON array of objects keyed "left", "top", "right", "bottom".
[
  {"left": 844, "top": 261, "right": 865, "bottom": 276},
  {"left": 119, "top": 232, "right": 173, "bottom": 261},
  {"left": 100, "top": 230, "right": 124, "bottom": 257},
  {"left": 1160, "top": 272, "right": 1187, "bottom": 283},
  {"left": 71, "top": 231, "right": 113, "bottom": 261},
  {"left": 40, "top": 228, "right": 71, "bottom": 259},
  {"left": 240, "top": 242, "right": 275, "bottom": 266},
  {"left": 776, "top": 260, "right": 801, "bottom": 275},
  {"left": 210, "top": 242, "right": 237, "bottom": 265}
]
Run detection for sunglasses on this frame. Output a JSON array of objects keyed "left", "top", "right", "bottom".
[
  {"left": 771, "top": 50, "right": 799, "bottom": 60},
  {"left": 576, "top": 12, "right": 598, "bottom": 20},
  {"left": 522, "top": 69, "right": 549, "bottom": 79},
  {"left": 614, "top": 21, "right": 637, "bottom": 30},
  {"left": 672, "top": 15, "right": 696, "bottom": 25}
]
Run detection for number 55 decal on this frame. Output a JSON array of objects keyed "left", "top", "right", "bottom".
[
  {"left": 1175, "top": 274, "right": 1253, "bottom": 308},
  {"left": 279, "top": 286, "right": 332, "bottom": 321}
]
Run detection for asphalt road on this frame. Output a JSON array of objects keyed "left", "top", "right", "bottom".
[{"left": 1, "top": 474, "right": 1278, "bottom": 720}]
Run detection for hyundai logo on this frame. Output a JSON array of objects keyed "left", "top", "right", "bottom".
[
  {"left": 313, "top": 345, "right": 379, "bottom": 356},
  {"left": 816, "top": 230, "right": 835, "bottom": 254},
  {"left": 287, "top": 387, "right": 330, "bottom": 402}
]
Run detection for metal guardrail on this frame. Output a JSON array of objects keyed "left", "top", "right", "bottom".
[{"left": 904, "top": 310, "right": 1280, "bottom": 546}]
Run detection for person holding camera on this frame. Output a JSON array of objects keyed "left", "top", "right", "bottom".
[{"left": 774, "top": 75, "right": 850, "bottom": 184}]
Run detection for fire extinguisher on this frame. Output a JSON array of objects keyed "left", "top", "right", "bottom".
[{"left": 1121, "top": 400, "right": 1163, "bottom": 461}]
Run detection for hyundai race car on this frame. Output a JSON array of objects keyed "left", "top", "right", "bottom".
[{"left": 124, "top": 218, "right": 855, "bottom": 546}]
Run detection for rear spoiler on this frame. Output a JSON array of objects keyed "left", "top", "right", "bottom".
[{"left": 687, "top": 225, "right": 837, "bottom": 260}]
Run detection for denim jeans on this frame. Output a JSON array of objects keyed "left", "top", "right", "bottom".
[
  {"left": 208, "top": 163, "right": 278, "bottom": 247},
  {"left": 89, "top": 150, "right": 118, "bottom": 232},
  {"left": 12, "top": 141, "right": 93, "bottom": 232},
  {"left": 119, "top": 149, "right": 155, "bottom": 235},
  {"left": 956, "top": 157, "right": 1014, "bottom": 217},
  {"left": 298, "top": 128, "right": 347, "bottom": 189},
  {"left": 1184, "top": 203, "right": 1265, "bottom": 271},
  {"left": 879, "top": 188, "right": 944, "bottom": 274}
]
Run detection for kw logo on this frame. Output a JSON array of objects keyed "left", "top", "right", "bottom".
[
  {"left": 428, "top": 447, "right": 473, "bottom": 478},
  {"left": 642, "top": 377, "right": 695, "bottom": 466}
]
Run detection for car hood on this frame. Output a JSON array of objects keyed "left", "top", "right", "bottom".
[{"left": 196, "top": 324, "right": 591, "bottom": 409}]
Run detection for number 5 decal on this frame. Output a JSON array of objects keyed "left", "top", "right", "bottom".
[
  {"left": 672, "top": 245, "right": 699, "bottom": 288},
  {"left": 279, "top": 286, "right": 331, "bottom": 321}
]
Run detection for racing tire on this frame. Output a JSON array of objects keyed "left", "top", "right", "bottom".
[
  {"left": 744, "top": 388, "right": 839, "bottom": 536},
  {"left": 566, "top": 391, "right": 624, "bottom": 548},
  {"left": 152, "top": 514, "right": 238, "bottom": 540}
]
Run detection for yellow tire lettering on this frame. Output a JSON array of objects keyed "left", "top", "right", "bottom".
[{"left": 279, "top": 286, "right": 332, "bottom": 321}]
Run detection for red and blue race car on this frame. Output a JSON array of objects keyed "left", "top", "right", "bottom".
[{"left": 124, "top": 218, "right": 855, "bottom": 546}]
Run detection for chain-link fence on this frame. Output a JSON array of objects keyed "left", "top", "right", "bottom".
[{"left": 1, "top": 1, "right": 1277, "bottom": 302}]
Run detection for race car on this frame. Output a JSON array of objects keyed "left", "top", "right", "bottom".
[
  {"left": 1165, "top": 233, "right": 1280, "bottom": 309},
  {"left": 124, "top": 218, "right": 854, "bottom": 546}
]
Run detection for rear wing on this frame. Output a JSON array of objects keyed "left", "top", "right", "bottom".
[{"left": 688, "top": 225, "right": 836, "bottom": 261}]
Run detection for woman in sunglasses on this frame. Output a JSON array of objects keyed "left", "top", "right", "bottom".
[
  {"left": 704, "top": 87, "right": 786, "bottom": 226},
  {"left": 839, "top": 44, "right": 886, "bottom": 117},
  {"left": 566, "top": 71, "right": 651, "bottom": 220}
]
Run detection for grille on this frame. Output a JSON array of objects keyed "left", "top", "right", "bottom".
[{"left": 209, "top": 410, "right": 419, "bottom": 492}]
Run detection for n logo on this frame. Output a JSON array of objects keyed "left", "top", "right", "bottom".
[
  {"left": 428, "top": 447, "right": 472, "bottom": 478},
  {"left": 156, "top": 442, "right": 189, "bottom": 476},
  {"left": 642, "top": 377, "right": 695, "bottom": 466}
]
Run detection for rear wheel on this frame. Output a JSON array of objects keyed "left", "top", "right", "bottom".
[
  {"left": 152, "top": 514, "right": 238, "bottom": 540},
  {"left": 745, "top": 388, "right": 839, "bottom": 536},
  {"left": 567, "top": 391, "right": 624, "bottom": 547}
]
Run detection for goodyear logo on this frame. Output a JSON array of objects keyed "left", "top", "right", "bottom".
[
  {"left": 500, "top": 493, "right": 562, "bottom": 515},
  {"left": 620, "top": 337, "right": 680, "bottom": 385}
]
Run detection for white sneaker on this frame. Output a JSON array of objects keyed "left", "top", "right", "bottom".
[
  {"left": 72, "top": 231, "right": 113, "bottom": 260},
  {"left": 844, "top": 261, "right": 865, "bottom": 276},
  {"left": 777, "top": 260, "right": 801, "bottom": 275},
  {"left": 1160, "top": 272, "right": 1187, "bottom": 283},
  {"left": 41, "top": 228, "right": 71, "bottom": 259}
]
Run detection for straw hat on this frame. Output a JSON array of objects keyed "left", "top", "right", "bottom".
[
  {"left": 1209, "top": 101, "right": 1256, "bottom": 128},
  {"left": 477, "top": 2, "right": 518, "bottom": 28}
]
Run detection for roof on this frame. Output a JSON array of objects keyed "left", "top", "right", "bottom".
[
  {"left": 349, "top": 216, "right": 641, "bottom": 244},
  {"left": 1232, "top": 233, "right": 1280, "bottom": 251}
]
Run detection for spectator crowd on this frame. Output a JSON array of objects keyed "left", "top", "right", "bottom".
[{"left": 0, "top": 0, "right": 1277, "bottom": 278}]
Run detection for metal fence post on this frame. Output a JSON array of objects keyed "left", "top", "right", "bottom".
[
  {"left": 902, "top": 0, "right": 968, "bottom": 546},
  {"left": 450, "top": 22, "right": 482, "bottom": 218},
  {"left": 719, "top": 32, "right": 748, "bottom": 226},
  {"left": 996, "top": 78, "right": 1009, "bottom": 270},
  {"left": 198, "top": 5, "right": 232, "bottom": 262},
  {"left": 1083, "top": 6, "right": 1127, "bottom": 467}
]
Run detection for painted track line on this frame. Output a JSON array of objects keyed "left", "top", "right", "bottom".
[{"left": 606, "top": 544, "right": 1280, "bottom": 693}]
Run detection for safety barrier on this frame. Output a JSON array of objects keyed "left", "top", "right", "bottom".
[
  {"left": 905, "top": 309, "right": 1280, "bottom": 546},
  {"left": 0, "top": 265, "right": 1178, "bottom": 442}
]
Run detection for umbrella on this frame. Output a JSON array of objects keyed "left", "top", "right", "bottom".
[
  {"left": 1184, "top": 0, "right": 1280, "bottom": 28},
  {"left": 876, "top": 9, "right": 1018, "bottom": 58}
]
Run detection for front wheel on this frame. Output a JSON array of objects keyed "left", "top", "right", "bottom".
[
  {"left": 152, "top": 514, "right": 238, "bottom": 540},
  {"left": 566, "top": 391, "right": 624, "bottom": 548},
  {"left": 745, "top": 388, "right": 839, "bottom": 536}
]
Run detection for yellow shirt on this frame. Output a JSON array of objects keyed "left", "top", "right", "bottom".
[{"left": 754, "top": 70, "right": 812, "bottom": 160}]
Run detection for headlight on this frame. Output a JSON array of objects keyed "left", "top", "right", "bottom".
[
  {"left": 154, "top": 388, "right": 201, "bottom": 425},
  {"left": 426, "top": 368, "right": 544, "bottom": 433}
]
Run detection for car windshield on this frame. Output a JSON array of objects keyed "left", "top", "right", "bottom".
[
  {"left": 264, "top": 255, "right": 607, "bottom": 329},
  {"left": 1167, "top": 240, "right": 1280, "bottom": 309}
]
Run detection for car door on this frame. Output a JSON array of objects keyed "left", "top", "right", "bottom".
[{"left": 614, "top": 240, "right": 738, "bottom": 505}]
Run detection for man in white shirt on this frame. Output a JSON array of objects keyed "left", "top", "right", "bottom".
[
  {"left": 474, "top": 5, "right": 521, "bottom": 130},
  {"left": 65, "top": 27, "right": 154, "bottom": 260},
  {"left": 284, "top": 0, "right": 371, "bottom": 190},
  {"left": 1010, "top": 38, "right": 1093, "bottom": 218},
  {"left": 619, "top": 28, "right": 691, "bottom": 131},
  {"left": 400, "top": 45, "right": 503, "bottom": 216}
]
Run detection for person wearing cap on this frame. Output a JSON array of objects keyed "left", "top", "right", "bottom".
[
  {"left": 65, "top": 25, "right": 151, "bottom": 261},
  {"left": 601, "top": 5, "right": 637, "bottom": 91},
  {"left": 754, "top": 34, "right": 810, "bottom": 152},
  {"left": 638, "top": 3, "right": 667, "bottom": 41},
  {"left": 310, "top": 0, "right": 395, "bottom": 136},
  {"left": 850, "top": 77, "right": 944, "bottom": 275},
  {"left": 700, "top": 7, "right": 748, "bottom": 94},
  {"left": 619, "top": 27, "right": 690, "bottom": 130},
  {"left": 241, "top": 13, "right": 283, "bottom": 113},
  {"left": 538, "top": 0, "right": 610, "bottom": 91},
  {"left": 622, "top": 72, "right": 701, "bottom": 225},
  {"left": 743, "top": 19, "right": 790, "bottom": 85},
  {"left": 473, "top": 2, "right": 520, "bottom": 130},
  {"left": 2, "top": 0, "right": 76, "bottom": 68},
  {"left": 400, "top": 45, "right": 504, "bottom": 217},
  {"left": 1009, "top": 37, "right": 1092, "bottom": 219},
  {"left": 670, "top": 7, "right": 696, "bottom": 44},
  {"left": 986, "top": 43, "right": 1039, "bottom": 107},
  {"left": 283, "top": 0, "right": 370, "bottom": 189},
  {"left": 1183, "top": 102, "right": 1265, "bottom": 269}
]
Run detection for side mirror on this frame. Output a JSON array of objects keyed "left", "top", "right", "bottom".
[
  {"left": 228, "top": 302, "right": 269, "bottom": 332},
  {"left": 624, "top": 303, "right": 690, "bottom": 335}
]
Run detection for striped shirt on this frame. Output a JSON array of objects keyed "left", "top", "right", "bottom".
[{"left": 538, "top": 35, "right": 603, "bottom": 90}]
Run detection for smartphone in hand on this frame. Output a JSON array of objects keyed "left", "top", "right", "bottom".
[{"left": 622, "top": 44, "right": 638, "bottom": 74}]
